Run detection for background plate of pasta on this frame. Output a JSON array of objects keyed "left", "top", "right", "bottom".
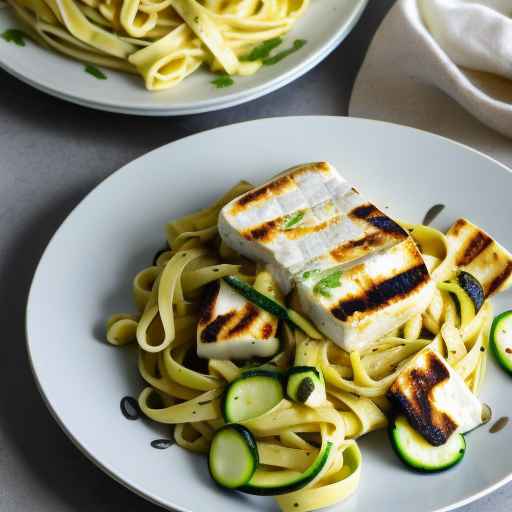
[
  {"left": 27, "top": 116, "right": 512, "bottom": 512},
  {"left": 0, "top": 0, "right": 367, "bottom": 115}
]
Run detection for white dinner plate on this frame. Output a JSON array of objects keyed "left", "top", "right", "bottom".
[
  {"left": 0, "top": 0, "right": 367, "bottom": 115},
  {"left": 27, "top": 117, "right": 512, "bottom": 512}
]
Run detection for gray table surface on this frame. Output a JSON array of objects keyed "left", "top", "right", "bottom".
[{"left": 1, "top": 1, "right": 511, "bottom": 510}]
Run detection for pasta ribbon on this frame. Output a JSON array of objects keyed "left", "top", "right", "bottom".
[
  {"left": 105, "top": 185, "right": 496, "bottom": 512},
  {"left": 6, "top": 0, "right": 310, "bottom": 89}
]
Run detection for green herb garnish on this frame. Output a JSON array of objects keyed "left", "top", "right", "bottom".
[
  {"left": 1, "top": 28, "right": 27, "bottom": 47},
  {"left": 194, "top": 16, "right": 199, "bottom": 23},
  {"left": 313, "top": 270, "right": 343, "bottom": 298},
  {"left": 302, "top": 269, "right": 321, "bottom": 280},
  {"left": 85, "top": 64, "right": 107, "bottom": 80},
  {"left": 283, "top": 210, "right": 305, "bottom": 230},
  {"left": 263, "top": 39, "right": 306, "bottom": 66},
  {"left": 211, "top": 74, "right": 234, "bottom": 88},
  {"left": 240, "top": 37, "right": 283, "bottom": 62}
]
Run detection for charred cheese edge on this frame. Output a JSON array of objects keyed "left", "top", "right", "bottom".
[
  {"left": 297, "top": 237, "right": 434, "bottom": 351},
  {"left": 387, "top": 348, "right": 482, "bottom": 446},
  {"left": 197, "top": 280, "right": 279, "bottom": 360},
  {"left": 446, "top": 218, "right": 512, "bottom": 297}
]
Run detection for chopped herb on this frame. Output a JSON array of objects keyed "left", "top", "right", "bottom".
[
  {"left": 283, "top": 210, "right": 305, "bottom": 230},
  {"left": 302, "top": 269, "right": 320, "bottom": 280},
  {"left": 1, "top": 28, "right": 27, "bottom": 47},
  {"left": 263, "top": 39, "right": 307, "bottom": 66},
  {"left": 313, "top": 270, "right": 343, "bottom": 298},
  {"left": 194, "top": 16, "right": 199, "bottom": 23},
  {"left": 211, "top": 74, "right": 234, "bottom": 88},
  {"left": 85, "top": 64, "right": 107, "bottom": 80},
  {"left": 197, "top": 400, "right": 213, "bottom": 406},
  {"left": 240, "top": 37, "right": 283, "bottom": 62}
]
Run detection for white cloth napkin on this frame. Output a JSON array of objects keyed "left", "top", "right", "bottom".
[{"left": 349, "top": 0, "right": 512, "bottom": 167}]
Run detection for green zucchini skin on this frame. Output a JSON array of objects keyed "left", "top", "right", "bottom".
[
  {"left": 389, "top": 415, "right": 466, "bottom": 473},
  {"left": 208, "top": 424, "right": 259, "bottom": 489},
  {"left": 239, "top": 441, "right": 333, "bottom": 495},
  {"left": 490, "top": 310, "right": 512, "bottom": 375},
  {"left": 223, "top": 276, "right": 289, "bottom": 320},
  {"left": 222, "top": 276, "right": 322, "bottom": 339},
  {"left": 457, "top": 271, "right": 484, "bottom": 312},
  {"left": 222, "top": 369, "right": 284, "bottom": 423},
  {"left": 286, "top": 366, "right": 325, "bottom": 406}
]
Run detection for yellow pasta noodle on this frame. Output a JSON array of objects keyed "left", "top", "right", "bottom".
[
  {"left": 6, "top": 0, "right": 311, "bottom": 90},
  {"left": 104, "top": 186, "right": 494, "bottom": 512}
]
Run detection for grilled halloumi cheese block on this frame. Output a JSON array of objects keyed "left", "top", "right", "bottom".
[
  {"left": 297, "top": 238, "right": 435, "bottom": 352},
  {"left": 447, "top": 218, "right": 512, "bottom": 297},
  {"left": 197, "top": 280, "right": 279, "bottom": 359},
  {"left": 388, "top": 348, "right": 482, "bottom": 446},
  {"left": 218, "top": 162, "right": 408, "bottom": 294},
  {"left": 218, "top": 162, "right": 434, "bottom": 351}
]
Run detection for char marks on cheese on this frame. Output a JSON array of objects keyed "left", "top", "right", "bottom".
[
  {"left": 331, "top": 263, "right": 430, "bottom": 322},
  {"left": 197, "top": 280, "right": 280, "bottom": 359},
  {"left": 218, "top": 162, "right": 435, "bottom": 351},
  {"left": 488, "top": 261, "right": 512, "bottom": 296},
  {"left": 349, "top": 203, "right": 408, "bottom": 237},
  {"left": 388, "top": 350, "right": 457, "bottom": 446},
  {"left": 446, "top": 218, "right": 512, "bottom": 297}
]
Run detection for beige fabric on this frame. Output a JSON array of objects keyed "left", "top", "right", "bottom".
[{"left": 349, "top": 0, "right": 512, "bottom": 167}]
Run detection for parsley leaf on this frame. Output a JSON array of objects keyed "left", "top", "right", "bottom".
[
  {"left": 211, "top": 75, "right": 234, "bottom": 88},
  {"left": 85, "top": 64, "right": 107, "bottom": 80},
  {"left": 263, "top": 39, "right": 306, "bottom": 66},
  {"left": 313, "top": 270, "right": 343, "bottom": 298},
  {"left": 240, "top": 37, "right": 283, "bottom": 62},
  {"left": 302, "top": 269, "right": 321, "bottom": 280},
  {"left": 1, "top": 29, "right": 27, "bottom": 47},
  {"left": 283, "top": 210, "right": 305, "bottom": 230}
]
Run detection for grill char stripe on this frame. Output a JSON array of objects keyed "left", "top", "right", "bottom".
[
  {"left": 457, "top": 231, "right": 492, "bottom": 266},
  {"left": 198, "top": 281, "right": 221, "bottom": 326},
  {"left": 487, "top": 261, "right": 512, "bottom": 296},
  {"left": 387, "top": 351, "right": 458, "bottom": 446},
  {"left": 227, "top": 304, "right": 260, "bottom": 337},
  {"left": 349, "top": 203, "right": 407, "bottom": 237},
  {"left": 200, "top": 311, "right": 236, "bottom": 343},
  {"left": 331, "top": 264, "right": 430, "bottom": 321}
]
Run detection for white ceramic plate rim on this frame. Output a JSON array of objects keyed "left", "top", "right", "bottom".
[
  {"left": 0, "top": 1, "right": 367, "bottom": 116},
  {"left": 26, "top": 116, "right": 512, "bottom": 511}
]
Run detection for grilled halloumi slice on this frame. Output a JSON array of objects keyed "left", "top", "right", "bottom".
[
  {"left": 218, "top": 162, "right": 409, "bottom": 294},
  {"left": 297, "top": 238, "right": 435, "bottom": 352},
  {"left": 197, "top": 280, "right": 280, "bottom": 359},
  {"left": 446, "top": 218, "right": 512, "bottom": 297},
  {"left": 218, "top": 162, "right": 434, "bottom": 351},
  {"left": 388, "top": 347, "right": 482, "bottom": 446}
]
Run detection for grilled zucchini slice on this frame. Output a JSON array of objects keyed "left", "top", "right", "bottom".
[
  {"left": 490, "top": 310, "right": 512, "bottom": 375},
  {"left": 222, "top": 369, "right": 284, "bottom": 423},
  {"left": 286, "top": 366, "right": 326, "bottom": 407},
  {"left": 438, "top": 271, "right": 484, "bottom": 327},
  {"left": 389, "top": 415, "right": 466, "bottom": 472},
  {"left": 208, "top": 424, "right": 258, "bottom": 489}
]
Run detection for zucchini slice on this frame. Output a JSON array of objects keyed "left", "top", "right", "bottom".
[
  {"left": 208, "top": 424, "right": 258, "bottom": 489},
  {"left": 389, "top": 415, "right": 466, "bottom": 473},
  {"left": 490, "top": 310, "right": 512, "bottom": 375},
  {"left": 223, "top": 276, "right": 322, "bottom": 339},
  {"left": 286, "top": 366, "right": 326, "bottom": 407},
  {"left": 438, "top": 271, "right": 484, "bottom": 327},
  {"left": 223, "top": 369, "right": 284, "bottom": 423},
  {"left": 240, "top": 441, "right": 333, "bottom": 495}
]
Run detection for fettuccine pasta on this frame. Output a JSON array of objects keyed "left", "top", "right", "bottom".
[
  {"left": 106, "top": 181, "right": 494, "bottom": 512},
  {"left": 5, "top": 0, "right": 310, "bottom": 89}
]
